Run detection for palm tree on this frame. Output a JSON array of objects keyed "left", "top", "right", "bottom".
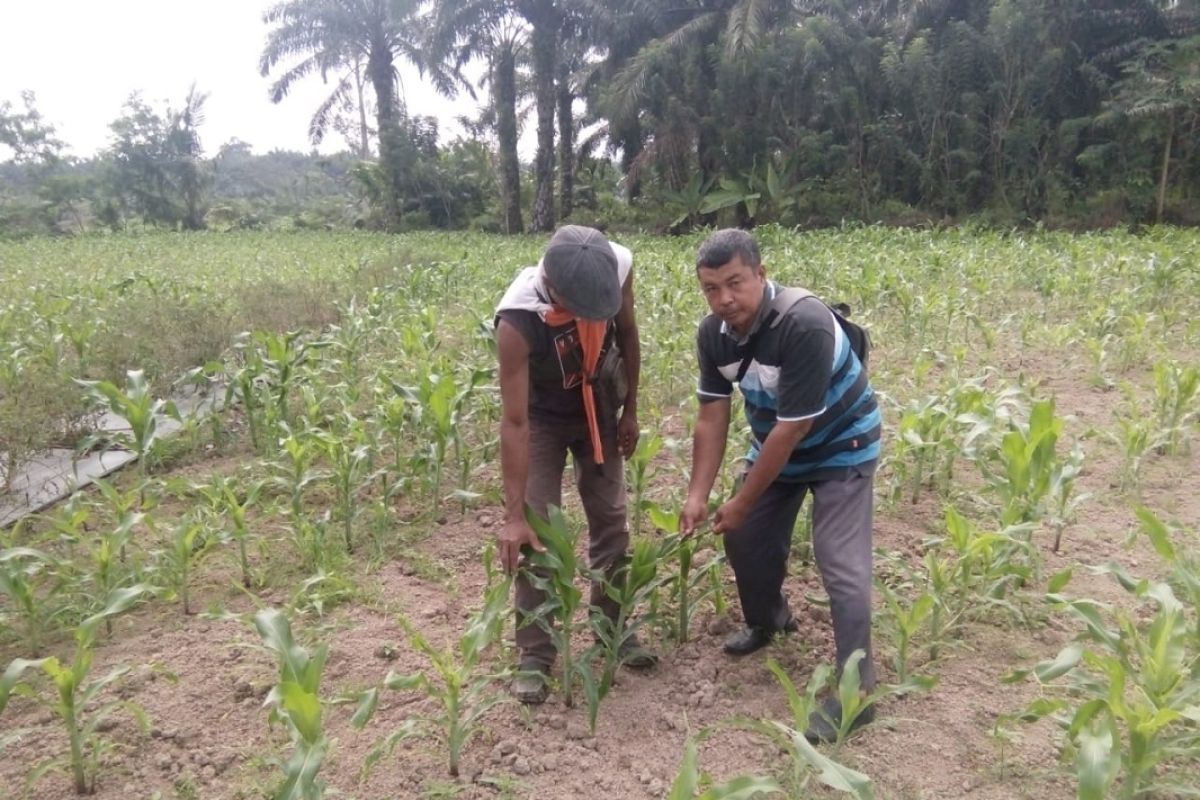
[
  {"left": 519, "top": 0, "right": 560, "bottom": 231},
  {"left": 260, "top": 0, "right": 446, "bottom": 230},
  {"left": 428, "top": 0, "right": 528, "bottom": 233}
]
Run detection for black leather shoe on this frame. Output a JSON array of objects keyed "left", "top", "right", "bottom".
[{"left": 722, "top": 618, "right": 798, "bottom": 656}]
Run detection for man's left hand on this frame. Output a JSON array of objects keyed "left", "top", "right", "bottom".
[
  {"left": 617, "top": 409, "right": 640, "bottom": 458},
  {"left": 713, "top": 495, "right": 750, "bottom": 535}
]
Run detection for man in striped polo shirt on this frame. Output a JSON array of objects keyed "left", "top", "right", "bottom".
[{"left": 679, "top": 228, "right": 881, "bottom": 742}]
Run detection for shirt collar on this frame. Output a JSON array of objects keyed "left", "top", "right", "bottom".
[{"left": 720, "top": 281, "right": 777, "bottom": 345}]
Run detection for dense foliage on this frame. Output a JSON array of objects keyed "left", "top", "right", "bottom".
[{"left": 1, "top": 1, "right": 1198, "bottom": 235}]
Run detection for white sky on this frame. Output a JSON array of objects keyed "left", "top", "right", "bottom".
[{"left": 0, "top": 0, "right": 485, "bottom": 159}]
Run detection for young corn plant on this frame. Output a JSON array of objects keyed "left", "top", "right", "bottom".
[
  {"left": 581, "top": 537, "right": 664, "bottom": 734},
  {"left": 986, "top": 397, "right": 1076, "bottom": 529},
  {"left": 270, "top": 429, "right": 330, "bottom": 571},
  {"left": 225, "top": 337, "right": 267, "bottom": 452},
  {"left": 185, "top": 472, "right": 265, "bottom": 588},
  {"left": 0, "top": 585, "right": 153, "bottom": 795},
  {"left": 355, "top": 576, "right": 511, "bottom": 778},
  {"left": 0, "top": 543, "right": 67, "bottom": 655},
  {"left": 647, "top": 501, "right": 725, "bottom": 643},
  {"left": 626, "top": 432, "right": 663, "bottom": 537},
  {"left": 314, "top": 419, "right": 374, "bottom": 553},
  {"left": 1134, "top": 508, "right": 1200, "bottom": 629},
  {"left": 666, "top": 737, "right": 782, "bottom": 799},
  {"left": 76, "top": 369, "right": 180, "bottom": 477},
  {"left": 394, "top": 367, "right": 489, "bottom": 502},
  {"left": 154, "top": 516, "right": 215, "bottom": 615},
  {"left": 875, "top": 578, "right": 935, "bottom": 685},
  {"left": 523, "top": 504, "right": 595, "bottom": 708},
  {"left": 1150, "top": 361, "right": 1200, "bottom": 456},
  {"left": 254, "top": 330, "right": 329, "bottom": 444},
  {"left": 739, "top": 657, "right": 875, "bottom": 799},
  {"left": 921, "top": 507, "right": 1037, "bottom": 659},
  {"left": 78, "top": 479, "right": 151, "bottom": 634},
  {"left": 1006, "top": 572, "right": 1200, "bottom": 800},
  {"left": 253, "top": 608, "right": 330, "bottom": 800}
]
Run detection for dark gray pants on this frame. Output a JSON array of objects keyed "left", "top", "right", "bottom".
[
  {"left": 514, "top": 417, "right": 628, "bottom": 669},
  {"left": 724, "top": 469, "right": 877, "bottom": 690}
]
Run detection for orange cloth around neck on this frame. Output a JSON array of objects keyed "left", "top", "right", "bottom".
[{"left": 544, "top": 305, "right": 608, "bottom": 464}]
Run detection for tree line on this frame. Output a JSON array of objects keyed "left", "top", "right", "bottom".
[{"left": 2, "top": 0, "right": 1198, "bottom": 236}]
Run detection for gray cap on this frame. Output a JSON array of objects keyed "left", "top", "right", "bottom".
[{"left": 542, "top": 225, "right": 621, "bottom": 320}]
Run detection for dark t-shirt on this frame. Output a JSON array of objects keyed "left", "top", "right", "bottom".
[
  {"left": 697, "top": 282, "right": 881, "bottom": 482},
  {"left": 497, "top": 309, "right": 618, "bottom": 425}
]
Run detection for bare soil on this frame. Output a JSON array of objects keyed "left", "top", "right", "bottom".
[{"left": 1, "top": 355, "right": 1196, "bottom": 800}]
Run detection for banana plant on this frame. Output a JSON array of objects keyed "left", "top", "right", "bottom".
[
  {"left": 253, "top": 608, "right": 329, "bottom": 800},
  {"left": 76, "top": 369, "right": 179, "bottom": 476},
  {"left": 0, "top": 585, "right": 153, "bottom": 795},
  {"left": 355, "top": 576, "right": 511, "bottom": 778}
]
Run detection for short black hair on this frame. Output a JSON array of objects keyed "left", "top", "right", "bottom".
[{"left": 696, "top": 228, "right": 761, "bottom": 271}]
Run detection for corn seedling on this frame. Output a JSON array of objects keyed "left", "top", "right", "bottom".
[
  {"left": 647, "top": 502, "right": 725, "bottom": 643},
  {"left": 737, "top": 658, "right": 874, "bottom": 798},
  {"left": 0, "top": 585, "right": 153, "bottom": 795},
  {"left": 1135, "top": 508, "right": 1200, "bottom": 627},
  {"left": 1151, "top": 361, "right": 1200, "bottom": 456},
  {"left": 523, "top": 504, "right": 595, "bottom": 708},
  {"left": 270, "top": 429, "right": 330, "bottom": 570},
  {"left": 0, "top": 544, "right": 67, "bottom": 655},
  {"left": 987, "top": 397, "right": 1074, "bottom": 528},
  {"left": 581, "top": 537, "right": 664, "bottom": 733},
  {"left": 186, "top": 472, "right": 264, "bottom": 588},
  {"left": 80, "top": 479, "right": 151, "bottom": 634},
  {"left": 1105, "top": 411, "right": 1163, "bottom": 496},
  {"left": 1006, "top": 573, "right": 1200, "bottom": 800},
  {"left": 225, "top": 338, "right": 267, "bottom": 452},
  {"left": 315, "top": 419, "right": 375, "bottom": 553},
  {"left": 666, "top": 737, "right": 782, "bottom": 799},
  {"left": 875, "top": 579, "right": 935, "bottom": 685},
  {"left": 155, "top": 516, "right": 215, "bottom": 615},
  {"left": 626, "top": 432, "right": 663, "bottom": 537},
  {"left": 254, "top": 330, "right": 329, "bottom": 442},
  {"left": 356, "top": 576, "right": 511, "bottom": 778},
  {"left": 394, "top": 367, "right": 489, "bottom": 502},
  {"left": 76, "top": 369, "right": 179, "bottom": 477},
  {"left": 253, "top": 607, "right": 330, "bottom": 800}
]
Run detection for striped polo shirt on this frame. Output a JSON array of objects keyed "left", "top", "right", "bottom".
[{"left": 696, "top": 281, "right": 881, "bottom": 481}]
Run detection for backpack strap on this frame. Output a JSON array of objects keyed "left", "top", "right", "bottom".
[{"left": 734, "top": 286, "right": 817, "bottom": 383}]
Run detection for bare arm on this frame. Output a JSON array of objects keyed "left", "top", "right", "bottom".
[
  {"left": 614, "top": 266, "right": 641, "bottom": 457},
  {"left": 680, "top": 398, "right": 731, "bottom": 534},
  {"left": 713, "top": 417, "right": 814, "bottom": 534},
  {"left": 496, "top": 319, "right": 542, "bottom": 571}
]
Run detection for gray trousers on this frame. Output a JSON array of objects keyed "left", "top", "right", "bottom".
[
  {"left": 514, "top": 417, "right": 628, "bottom": 669},
  {"left": 724, "top": 469, "right": 877, "bottom": 690}
]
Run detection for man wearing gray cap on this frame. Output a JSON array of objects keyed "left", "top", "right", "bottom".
[{"left": 494, "top": 225, "right": 654, "bottom": 704}]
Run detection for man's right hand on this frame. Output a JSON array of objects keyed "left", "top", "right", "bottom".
[
  {"left": 499, "top": 516, "right": 544, "bottom": 574},
  {"left": 679, "top": 494, "right": 709, "bottom": 538}
]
